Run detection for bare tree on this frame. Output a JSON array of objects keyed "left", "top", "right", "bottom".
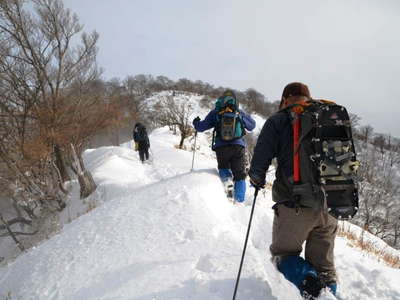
[
  {"left": 0, "top": 0, "right": 103, "bottom": 246},
  {"left": 123, "top": 74, "right": 152, "bottom": 97},
  {"left": 354, "top": 127, "right": 400, "bottom": 249},
  {"left": 156, "top": 95, "right": 194, "bottom": 149},
  {"left": 359, "top": 125, "right": 374, "bottom": 145},
  {"left": 0, "top": 0, "right": 100, "bottom": 190},
  {"left": 373, "top": 134, "right": 386, "bottom": 155},
  {"left": 349, "top": 113, "right": 361, "bottom": 128},
  {"left": 244, "top": 88, "right": 263, "bottom": 112},
  {"left": 123, "top": 76, "right": 147, "bottom": 119}
]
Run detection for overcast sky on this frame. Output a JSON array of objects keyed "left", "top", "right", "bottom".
[{"left": 63, "top": 0, "right": 400, "bottom": 137}]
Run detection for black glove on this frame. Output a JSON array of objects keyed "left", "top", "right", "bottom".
[
  {"left": 193, "top": 116, "right": 200, "bottom": 125},
  {"left": 249, "top": 175, "right": 266, "bottom": 190}
]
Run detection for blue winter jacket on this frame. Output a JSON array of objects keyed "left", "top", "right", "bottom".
[{"left": 193, "top": 109, "right": 256, "bottom": 149}]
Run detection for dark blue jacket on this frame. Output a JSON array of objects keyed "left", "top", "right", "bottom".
[
  {"left": 193, "top": 109, "right": 256, "bottom": 149},
  {"left": 249, "top": 111, "right": 293, "bottom": 184},
  {"left": 133, "top": 124, "right": 150, "bottom": 148}
]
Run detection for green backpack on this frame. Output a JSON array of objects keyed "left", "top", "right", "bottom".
[{"left": 213, "top": 93, "right": 245, "bottom": 147}]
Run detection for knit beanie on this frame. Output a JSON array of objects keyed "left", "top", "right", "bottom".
[
  {"left": 279, "top": 82, "right": 310, "bottom": 109},
  {"left": 281, "top": 82, "right": 311, "bottom": 100},
  {"left": 222, "top": 89, "right": 236, "bottom": 99}
]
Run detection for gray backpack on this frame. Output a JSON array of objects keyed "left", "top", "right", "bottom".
[{"left": 282, "top": 99, "right": 359, "bottom": 219}]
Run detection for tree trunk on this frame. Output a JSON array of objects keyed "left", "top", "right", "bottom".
[
  {"left": 114, "top": 127, "right": 120, "bottom": 146},
  {"left": 54, "top": 144, "right": 70, "bottom": 182},
  {"left": 54, "top": 195, "right": 67, "bottom": 211},
  {"left": 71, "top": 144, "right": 97, "bottom": 198},
  {"left": 179, "top": 134, "right": 185, "bottom": 149},
  {"left": 78, "top": 170, "right": 97, "bottom": 199},
  {"left": 394, "top": 224, "right": 399, "bottom": 247}
]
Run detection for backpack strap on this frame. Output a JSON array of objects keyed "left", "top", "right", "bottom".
[{"left": 218, "top": 106, "right": 235, "bottom": 115}]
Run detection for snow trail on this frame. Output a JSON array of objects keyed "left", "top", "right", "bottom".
[{"left": 0, "top": 126, "right": 399, "bottom": 300}]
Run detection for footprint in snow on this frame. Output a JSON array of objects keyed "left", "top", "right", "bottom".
[
  {"left": 195, "top": 254, "right": 219, "bottom": 273},
  {"left": 184, "top": 229, "right": 195, "bottom": 240},
  {"left": 176, "top": 229, "right": 195, "bottom": 243}
]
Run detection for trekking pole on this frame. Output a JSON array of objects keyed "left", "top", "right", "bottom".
[
  {"left": 232, "top": 188, "right": 259, "bottom": 300},
  {"left": 191, "top": 131, "right": 197, "bottom": 171}
]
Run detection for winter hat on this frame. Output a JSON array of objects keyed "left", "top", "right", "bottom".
[
  {"left": 280, "top": 82, "right": 310, "bottom": 109},
  {"left": 281, "top": 82, "right": 310, "bottom": 100},
  {"left": 135, "top": 122, "right": 144, "bottom": 129},
  {"left": 222, "top": 89, "right": 236, "bottom": 99}
]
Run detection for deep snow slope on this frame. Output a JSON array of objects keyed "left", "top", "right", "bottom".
[{"left": 0, "top": 125, "right": 400, "bottom": 300}]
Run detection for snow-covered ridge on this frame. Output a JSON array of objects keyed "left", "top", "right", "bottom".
[{"left": 1, "top": 101, "right": 400, "bottom": 299}]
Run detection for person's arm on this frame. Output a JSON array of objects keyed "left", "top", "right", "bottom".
[
  {"left": 193, "top": 110, "right": 217, "bottom": 132},
  {"left": 248, "top": 116, "right": 279, "bottom": 185},
  {"left": 239, "top": 110, "right": 256, "bottom": 131}
]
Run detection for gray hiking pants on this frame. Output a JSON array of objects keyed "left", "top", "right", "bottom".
[{"left": 270, "top": 204, "right": 338, "bottom": 281}]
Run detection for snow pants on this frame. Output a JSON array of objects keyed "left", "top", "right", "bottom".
[
  {"left": 216, "top": 145, "right": 247, "bottom": 202},
  {"left": 215, "top": 145, "right": 246, "bottom": 181},
  {"left": 138, "top": 144, "right": 149, "bottom": 163},
  {"left": 270, "top": 204, "right": 338, "bottom": 282}
]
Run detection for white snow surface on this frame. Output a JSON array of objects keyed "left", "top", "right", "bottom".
[{"left": 1, "top": 125, "right": 400, "bottom": 300}]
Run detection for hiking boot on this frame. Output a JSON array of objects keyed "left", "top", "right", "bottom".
[{"left": 318, "top": 272, "right": 337, "bottom": 295}]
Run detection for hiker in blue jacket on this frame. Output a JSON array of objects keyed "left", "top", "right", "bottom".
[{"left": 192, "top": 90, "right": 256, "bottom": 203}]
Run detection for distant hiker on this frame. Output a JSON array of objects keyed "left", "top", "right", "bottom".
[
  {"left": 192, "top": 90, "right": 256, "bottom": 202},
  {"left": 249, "top": 82, "right": 359, "bottom": 298},
  {"left": 133, "top": 123, "right": 150, "bottom": 163}
]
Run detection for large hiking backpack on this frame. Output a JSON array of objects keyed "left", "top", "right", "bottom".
[
  {"left": 213, "top": 94, "right": 245, "bottom": 144},
  {"left": 135, "top": 124, "right": 149, "bottom": 145},
  {"left": 288, "top": 99, "right": 360, "bottom": 219}
]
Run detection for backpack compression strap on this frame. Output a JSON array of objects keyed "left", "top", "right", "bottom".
[
  {"left": 288, "top": 99, "right": 336, "bottom": 184},
  {"left": 293, "top": 115, "right": 301, "bottom": 183}
]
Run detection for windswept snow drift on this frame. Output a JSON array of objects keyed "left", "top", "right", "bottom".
[{"left": 0, "top": 126, "right": 399, "bottom": 300}]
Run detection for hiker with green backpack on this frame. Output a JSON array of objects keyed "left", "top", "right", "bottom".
[
  {"left": 249, "top": 82, "right": 359, "bottom": 298},
  {"left": 192, "top": 90, "right": 256, "bottom": 203}
]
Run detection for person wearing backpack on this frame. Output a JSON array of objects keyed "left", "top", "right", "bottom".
[
  {"left": 133, "top": 123, "right": 150, "bottom": 163},
  {"left": 192, "top": 90, "right": 256, "bottom": 203},
  {"left": 248, "top": 82, "right": 344, "bottom": 298}
]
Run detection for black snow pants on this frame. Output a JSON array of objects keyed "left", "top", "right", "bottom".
[
  {"left": 138, "top": 143, "right": 149, "bottom": 163},
  {"left": 215, "top": 145, "right": 246, "bottom": 181}
]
